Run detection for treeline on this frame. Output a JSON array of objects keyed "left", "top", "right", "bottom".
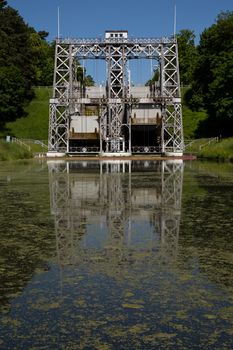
[
  {"left": 0, "top": 0, "right": 54, "bottom": 128},
  {"left": 0, "top": 0, "right": 94, "bottom": 130},
  {"left": 177, "top": 11, "right": 233, "bottom": 137},
  {"left": 0, "top": 0, "right": 232, "bottom": 138}
]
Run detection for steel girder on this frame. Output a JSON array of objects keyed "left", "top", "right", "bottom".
[{"left": 48, "top": 36, "right": 183, "bottom": 154}]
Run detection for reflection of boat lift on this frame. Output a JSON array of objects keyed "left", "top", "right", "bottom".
[{"left": 48, "top": 160, "right": 183, "bottom": 273}]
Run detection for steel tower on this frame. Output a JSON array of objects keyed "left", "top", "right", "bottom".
[{"left": 48, "top": 31, "right": 183, "bottom": 156}]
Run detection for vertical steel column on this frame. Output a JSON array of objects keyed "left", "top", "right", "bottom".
[
  {"left": 48, "top": 41, "right": 72, "bottom": 153},
  {"left": 103, "top": 44, "right": 127, "bottom": 152},
  {"left": 160, "top": 40, "right": 184, "bottom": 155}
]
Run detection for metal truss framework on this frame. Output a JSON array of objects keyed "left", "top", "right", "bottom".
[
  {"left": 48, "top": 36, "right": 184, "bottom": 154},
  {"left": 48, "top": 160, "right": 183, "bottom": 267}
]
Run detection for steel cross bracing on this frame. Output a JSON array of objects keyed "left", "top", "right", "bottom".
[{"left": 48, "top": 35, "right": 184, "bottom": 154}]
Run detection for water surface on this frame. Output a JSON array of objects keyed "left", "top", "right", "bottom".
[{"left": 0, "top": 159, "right": 233, "bottom": 349}]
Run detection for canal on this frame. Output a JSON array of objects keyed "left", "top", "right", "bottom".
[{"left": 0, "top": 159, "right": 233, "bottom": 349}]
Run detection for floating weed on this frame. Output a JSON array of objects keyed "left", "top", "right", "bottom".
[
  {"left": 74, "top": 299, "right": 87, "bottom": 308},
  {"left": 218, "top": 306, "right": 233, "bottom": 321},
  {"left": 204, "top": 314, "right": 217, "bottom": 320},
  {"left": 175, "top": 310, "right": 187, "bottom": 319},
  {"left": 122, "top": 302, "right": 144, "bottom": 309},
  {"left": 95, "top": 344, "right": 112, "bottom": 350},
  {"left": 31, "top": 301, "right": 60, "bottom": 311},
  {"left": 129, "top": 323, "right": 149, "bottom": 334},
  {"left": 103, "top": 326, "right": 128, "bottom": 339},
  {"left": 226, "top": 328, "right": 233, "bottom": 335},
  {"left": 123, "top": 291, "right": 134, "bottom": 298},
  {"left": 1, "top": 317, "right": 21, "bottom": 327},
  {"left": 154, "top": 332, "right": 177, "bottom": 339}
]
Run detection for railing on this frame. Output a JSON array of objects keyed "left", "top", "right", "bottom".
[
  {"left": 20, "top": 139, "right": 48, "bottom": 149},
  {"left": 199, "top": 137, "right": 219, "bottom": 150},
  {"left": 69, "top": 146, "right": 100, "bottom": 153},
  {"left": 11, "top": 137, "right": 31, "bottom": 151},
  {"left": 184, "top": 139, "right": 196, "bottom": 149},
  {"left": 132, "top": 146, "right": 161, "bottom": 153},
  {"left": 184, "top": 137, "right": 219, "bottom": 151},
  {"left": 59, "top": 36, "right": 175, "bottom": 45},
  {"left": 10, "top": 137, "right": 48, "bottom": 151}
]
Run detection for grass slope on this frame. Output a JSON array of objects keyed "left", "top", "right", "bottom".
[
  {"left": 181, "top": 87, "right": 208, "bottom": 140},
  {"left": 0, "top": 140, "right": 32, "bottom": 161},
  {"left": 6, "top": 87, "right": 52, "bottom": 140},
  {"left": 182, "top": 106, "right": 207, "bottom": 140},
  {"left": 198, "top": 138, "right": 233, "bottom": 161},
  {"left": 185, "top": 137, "right": 233, "bottom": 161}
]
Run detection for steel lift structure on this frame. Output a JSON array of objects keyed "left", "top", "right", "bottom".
[{"left": 48, "top": 31, "right": 184, "bottom": 157}]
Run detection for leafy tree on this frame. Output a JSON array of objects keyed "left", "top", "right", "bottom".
[
  {"left": 29, "top": 31, "right": 54, "bottom": 86},
  {"left": 76, "top": 64, "right": 95, "bottom": 86},
  {"left": 0, "top": 0, "right": 7, "bottom": 10},
  {"left": 145, "top": 68, "right": 159, "bottom": 86},
  {"left": 145, "top": 30, "right": 197, "bottom": 87},
  {"left": 38, "top": 30, "right": 49, "bottom": 40},
  {"left": 0, "top": 1, "right": 36, "bottom": 126},
  {"left": 177, "top": 29, "right": 197, "bottom": 86},
  {"left": 0, "top": 0, "right": 55, "bottom": 128},
  {"left": 0, "top": 66, "right": 27, "bottom": 127},
  {"left": 185, "top": 11, "right": 233, "bottom": 137}
]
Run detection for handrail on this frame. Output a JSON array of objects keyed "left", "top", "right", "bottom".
[
  {"left": 199, "top": 137, "right": 219, "bottom": 150},
  {"left": 11, "top": 137, "right": 31, "bottom": 151}
]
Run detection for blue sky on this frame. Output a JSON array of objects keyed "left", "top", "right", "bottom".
[
  {"left": 6, "top": 0, "right": 233, "bottom": 84},
  {"left": 7, "top": 0, "right": 233, "bottom": 41}
]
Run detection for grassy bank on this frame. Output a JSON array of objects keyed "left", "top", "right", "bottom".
[
  {"left": 0, "top": 140, "right": 32, "bottom": 161},
  {"left": 6, "top": 87, "right": 52, "bottom": 140},
  {"left": 185, "top": 138, "right": 233, "bottom": 161}
]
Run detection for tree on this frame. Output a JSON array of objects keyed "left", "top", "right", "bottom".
[
  {"left": 145, "top": 68, "right": 159, "bottom": 86},
  {"left": 76, "top": 64, "right": 95, "bottom": 86},
  {"left": 29, "top": 31, "right": 54, "bottom": 86},
  {"left": 0, "top": 1, "right": 55, "bottom": 128},
  {"left": 0, "top": 2, "right": 36, "bottom": 126},
  {"left": 0, "top": 66, "right": 27, "bottom": 127},
  {"left": 177, "top": 29, "right": 197, "bottom": 86},
  {"left": 185, "top": 11, "right": 233, "bottom": 137},
  {"left": 0, "top": 0, "right": 7, "bottom": 10}
]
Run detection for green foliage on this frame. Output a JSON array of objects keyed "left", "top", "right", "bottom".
[
  {"left": 181, "top": 87, "right": 208, "bottom": 139},
  {"left": 6, "top": 87, "right": 52, "bottom": 140},
  {"left": 185, "top": 11, "right": 233, "bottom": 137},
  {"left": 0, "top": 1, "right": 54, "bottom": 130},
  {"left": 145, "top": 69, "right": 159, "bottom": 86},
  {"left": 177, "top": 29, "right": 197, "bottom": 85},
  {"left": 0, "top": 3, "right": 35, "bottom": 126},
  {"left": 0, "top": 66, "right": 28, "bottom": 127},
  {"left": 182, "top": 105, "right": 208, "bottom": 139},
  {"left": 76, "top": 64, "right": 95, "bottom": 86},
  {"left": 0, "top": 0, "right": 7, "bottom": 10},
  {"left": 29, "top": 32, "right": 54, "bottom": 86}
]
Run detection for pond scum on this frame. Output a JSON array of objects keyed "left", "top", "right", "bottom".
[{"left": 0, "top": 160, "right": 233, "bottom": 349}]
